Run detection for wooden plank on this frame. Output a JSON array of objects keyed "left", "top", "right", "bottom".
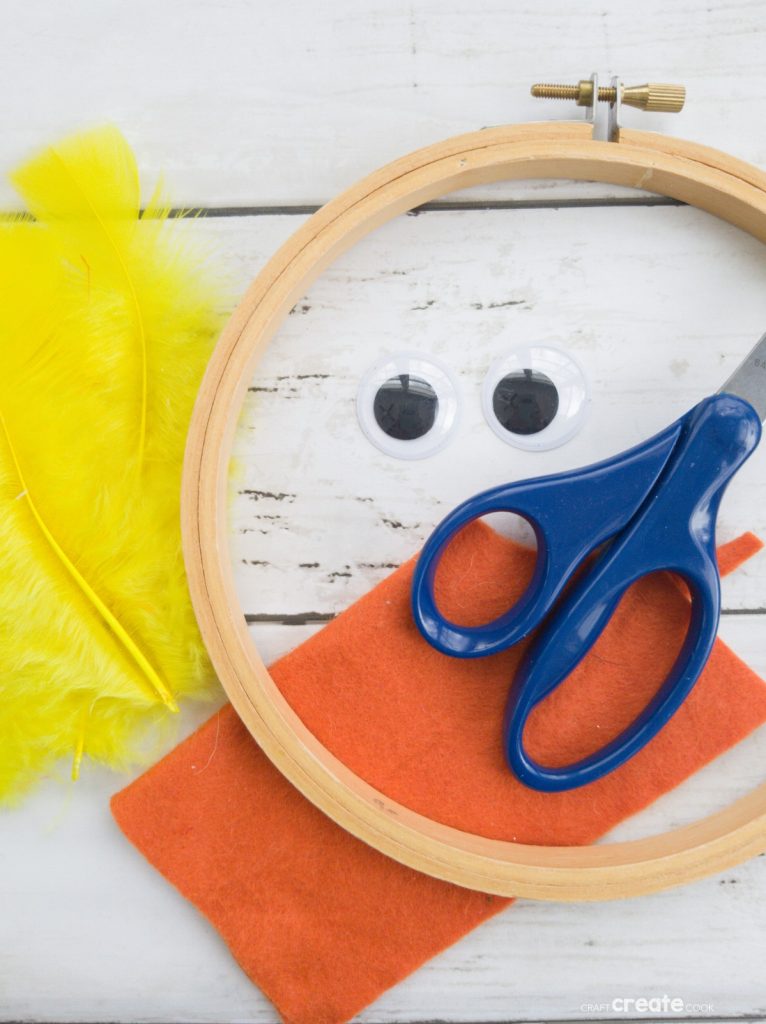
[
  {"left": 190, "top": 207, "right": 766, "bottom": 618},
  {"left": 3, "top": 0, "right": 766, "bottom": 207},
  {"left": 0, "top": 616, "right": 764, "bottom": 1022}
]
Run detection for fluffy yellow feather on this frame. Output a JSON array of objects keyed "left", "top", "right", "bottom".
[{"left": 0, "top": 126, "right": 225, "bottom": 801}]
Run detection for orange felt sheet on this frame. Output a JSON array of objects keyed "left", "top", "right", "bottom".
[{"left": 112, "top": 525, "right": 766, "bottom": 1024}]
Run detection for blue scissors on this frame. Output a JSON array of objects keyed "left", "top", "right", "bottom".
[{"left": 412, "top": 336, "right": 766, "bottom": 792}]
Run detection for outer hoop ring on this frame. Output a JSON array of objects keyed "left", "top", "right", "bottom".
[{"left": 182, "top": 121, "right": 766, "bottom": 901}]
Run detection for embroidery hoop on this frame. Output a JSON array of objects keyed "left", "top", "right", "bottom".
[{"left": 182, "top": 120, "right": 766, "bottom": 901}]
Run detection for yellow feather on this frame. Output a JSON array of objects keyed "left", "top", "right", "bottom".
[{"left": 0, "top": 127, "right": 226, "bottom": 801}]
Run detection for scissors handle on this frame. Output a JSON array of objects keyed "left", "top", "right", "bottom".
[
  {"left": 505, "top": 392, "right": 762, "bottom": 791},
  {"left": 412, "top": 416, "right": 685, "bottom": 657}
]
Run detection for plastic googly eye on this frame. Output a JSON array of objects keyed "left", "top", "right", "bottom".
[
  {"left": 357, "top": 353, "right": 460, "bottom": 459},
  {"left": 482, "top": 345, "right": 589, "bottom": 451}
]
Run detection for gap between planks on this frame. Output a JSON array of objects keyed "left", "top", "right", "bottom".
[
  {"left": 245, "top": 609, "right": 766, "bottom": 625},
  {"left": 0, "top": 196, "right": 683, "bottom": 222},
  {"left": 168, "top": 196, "right": 684, "bottom": 219}
]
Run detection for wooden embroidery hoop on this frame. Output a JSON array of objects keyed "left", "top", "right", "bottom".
[{"left": 182, "top": 119, "right": 766, "bottom": 901}]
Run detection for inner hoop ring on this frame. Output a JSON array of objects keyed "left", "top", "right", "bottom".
[{"left": 182, "top": 120, "right": 766, "bottom": 900}]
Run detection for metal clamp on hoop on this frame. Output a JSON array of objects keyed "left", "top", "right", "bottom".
[{"left": 531, "top": 72, "right": 686, "bottom": 140}]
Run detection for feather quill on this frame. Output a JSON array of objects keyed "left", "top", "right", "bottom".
[{"left": 0, "top": 127, "right": 225, "bottom": 801}]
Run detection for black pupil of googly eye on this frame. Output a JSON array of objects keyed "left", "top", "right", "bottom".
[
  {"left": 492, "top": 369, "right": 559, "bottom": 436},
  {"left": 373, "top": 374, "right": 438, "bottom": 441}
]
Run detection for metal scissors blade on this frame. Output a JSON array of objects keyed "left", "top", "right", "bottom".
[{"left": 720, "top": 331, "right": 766, "bottom": 422}]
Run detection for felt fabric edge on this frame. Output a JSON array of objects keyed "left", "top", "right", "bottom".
[{"left": 108, "top": 529, "right": 766, "bottom": 1024}]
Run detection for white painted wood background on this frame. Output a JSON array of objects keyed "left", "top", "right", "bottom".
[{"left": 3, "top": 2, "right": 766, "bottom": 1022}]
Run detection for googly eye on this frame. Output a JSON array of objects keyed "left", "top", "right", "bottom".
[
  {"left": 482, "top": 345, "right": 590, "bottom": 451},
  {"left": 357, "top": 353, "right": 460, "bottom": 459}
]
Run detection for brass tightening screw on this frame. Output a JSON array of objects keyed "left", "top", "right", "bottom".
[{"left": 531, "top": 79, "right": 685, "bottom": 113}]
